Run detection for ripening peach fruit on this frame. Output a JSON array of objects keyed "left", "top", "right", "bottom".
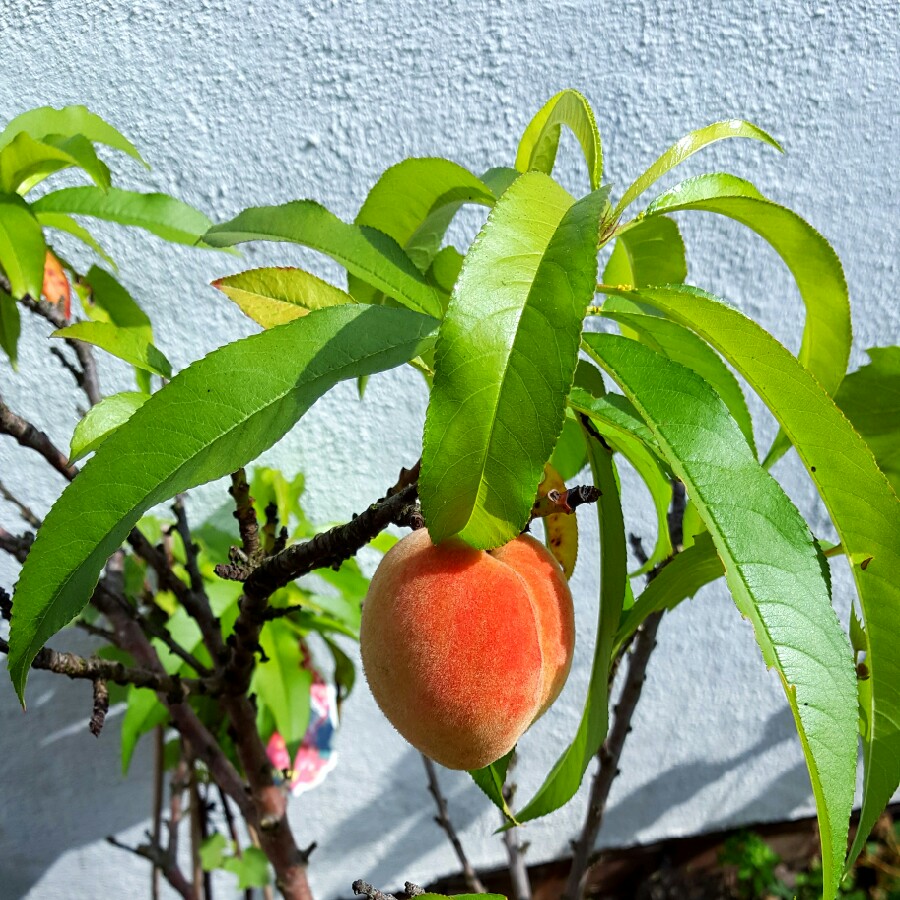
[{"left": 360, "top": 528, "right": 575, "bottom": 770}]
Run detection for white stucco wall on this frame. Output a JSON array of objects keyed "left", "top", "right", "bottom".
[{"left": 1, "top": 0, "right": 898, "bottom": 897}]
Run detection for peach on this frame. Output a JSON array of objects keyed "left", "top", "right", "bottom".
[{"left": 360, "top": 528, "right": 575, "bottom": 770}]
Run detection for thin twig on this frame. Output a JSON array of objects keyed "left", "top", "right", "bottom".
[
  {"left": 229, "top": 468, "right": 261, "bottom": 560},
  {"left": 0, "top": 479, "right": 41, "bottom": 528},
  {"left": 152, "top": 726, "right": 165, "bottom": 900},
  {"left": 89, "top": 678, "right": 110, "bottom": 736},
  {"left": 421, "top": 755, "right": 486, "bottom": 893},
  {"left": 501, "top": 754, "right": 532, "bottom": 900},
  {"left": 0, "top": 634, "right": 213, "bottom": 700},
  {"left": 107, "top": 834, "right": 198, "bottom": 900},
  {"left": 218, "top": 785, "right": 254, "bottom": 900},
  {"left": 0, "top": 526, "right": 32, "bottom": 562},
  {"left": 21, "top": 295, "right": 102, "bottom": 406}
]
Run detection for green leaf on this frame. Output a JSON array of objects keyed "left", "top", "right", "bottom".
[
  {"left": 34, "top": 212, "right": 116, "bottom": 269},
  {"left": 0, "top": 104, "right": 147, "bottom": 166},
  {"left": 513, "top": 424, "right": 626, "bottom": 822},
  {"left": 417, "top": 895, "right": 506, "bottom": 900},
  {"left": 0, "top": 132, "right": 111, "bottom": 194},
  {"left": 199, "top": 832, "right": 229, "bottom": 871},
  {"left": 583, "top": 328, "right": 857, "bottom": 899},
  {"left": 427, "top": 246, "right": 464, "bottom": 296},
  {"left": 550, "top": 414, "right": 589, "bottom": 480},
  {"left": 643, "top": 173, "right": 850, "bottom": 465},
  {"left": 120, "top": 686, "right": 168, "bottom": 774},
  {"left": 517, "top": 90, "right": 602, "bottom": 189},
  {"left": 612, "top": 532, "right": 723, "bottom": 658},
  {"left": 213, "top": 267, "right": 355, "bottom": 328},
  {"left": 0, "top": 287, "right": 21, "bottom": 367},
  {"left": 70, "top": 392, "right": 149, "bottom": 463},
  {"left": 52, "top": 321, "right": 172, "bottom": 378},
  {"left": 614, "top": 119, "right": 782, "bottom": 216},
  {"left": 602, "top": 300, "right": 756, "bottom": 453},
  {"left": 420, "top": 176, "right": 608, "bottom": 548},
  {"left": 834, "top": 347, "right": 900, "bottom": 494},
  {"left": 602, "top": 215, "right": 687, "bottom": 287},
  {"left": 252, "top": 619, "right": 313, "bottom": 747},
  {"left": 204, "top": 200, "right": 443, "bottom": 317},
  {"left": 469, "top": 748, "right": 517, "bottom": 818},
  {"left": 0, "top": 192, "right": 45, "bottom": 299},
  {"left": 223, "top": 847, "right": 270, "bottom": 889},
  {"left": 80, "top": 265, "right": 151, "bottom": 331},
  {"left": 569, "top": 384, "right": 675, "bottom": 574},
  {"left": 353, "top": 157, "right": 495, "bottom": 272},
  {"left": 601, "top": 285, "right": 900, "bottom": 875},
  {"left": 32, "top": 187, "right": 214, "bottom": 247},
  {"left": 8, "top": 305, "right": 437, "bottom": 702}
]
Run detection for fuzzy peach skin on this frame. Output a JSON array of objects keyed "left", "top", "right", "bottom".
[{"left": 359, "top": 528, "right": 575, "bottom": 770}]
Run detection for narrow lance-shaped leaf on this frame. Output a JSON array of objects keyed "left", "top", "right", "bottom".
[
  {"left": 0, "top": 131, "right": 112, "bottom": 194},
  {"left": 516, "top": 89, "right": 602, "bottom": 189},
  {"left": 603, "top": 215, "right": 687, "bottom": 288},
  {"left": 0, "top": 286, "right": 21, "bottom": 368},
  {"left": 53, "top": 321, "right": 172, "bottom": 379},
  {"left": 0, "top": 192, "right": 45, "bottom": 299},
  {"left": 583, "top": 329, "right": 857, "bottom": 899},
  {"left": 513, "top": 423, "right": 626, "bottom": 822},
  {"left": 32, "top": 187, "right": 215, "bottom": 247},
  {"left": 420, "top": 176, "right": 608, "bottom": 548},
  {"left": 599, "top": 284, "right": 900, "bottom": 872},
  {"left": 8, "top": 305, "right": 437, "bottom": 702},
  {"left": 603, "top": 301, "right": 756, "bottom": 453},
  {"left": 614, "top": 119, "right": 782, "bottom": 217},
  {"left": 80, "top": 265, "right": 151, "bottom": 332},
  {"left": 252, "top": 620, "right": 313, "bottom": 747},
  {"left": 0, "top": 104, "right": 147, "bottom": 166},
  {"left": 69, "top": 391, "right": 149, "bottom": 463},
  {"left": 643, "top": 173, "right": 850, "bottom": 465},
  {"left": 834, "top": 347, "right": 900, "bottom": 495},
  {"left": 613, "top": 533, "right": 724, "bottom": 659},
  {"left": 213, "top": 267, "right": 355, "bottom": 329},
  {"left": 34, "top": 212, "right": 117, "bottom": 269},
  {"left": 353, "top": 157, "right": 496, "bottom": 273},
  {"left": 568, "top": 385, "right": 675, "bottom": 574},
  {"left": 204, "top": 200, "right": 443, "bottom": 317}
]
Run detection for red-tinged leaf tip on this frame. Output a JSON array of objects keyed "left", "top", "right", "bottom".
[{"left": 42, "top": 251, "right": 71, "bottom": 319}]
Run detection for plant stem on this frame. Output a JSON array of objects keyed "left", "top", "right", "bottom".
[{"left": 421, "top": 755, "right": 487, "bottom": 893}]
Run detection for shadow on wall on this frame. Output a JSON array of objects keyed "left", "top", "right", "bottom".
[
  {"left": 325, "top": 746, "right": 487, "bottom": 889},
  {"left": 0, "top": 631, "right": 155, "bottom": 899},
  {"left": 603, "top": 705, "right": 806, "bottom": 846}
]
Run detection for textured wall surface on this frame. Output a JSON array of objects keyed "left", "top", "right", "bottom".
[{"left": 1, "top": 0, "right": 898, "bottom": 897}]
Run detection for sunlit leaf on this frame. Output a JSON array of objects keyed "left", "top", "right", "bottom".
[
  {"left": 0, "top": 131, "right": 111, "bottom": 194},
  {"left": 599, "top": 284, "right": 900, "bottom": 874},
  {"left": 0, "top": 192, "right": 45, "bottom": 299},
  {"left": 213, "top": 267, "right": 355, "bottom": 328},
  {"left": 584, "top": 324, "right": 859, "bottom": 898},
  {"left": 8, "top": 305, "right": 437, "bottom": 702},
  {"left": 34, "top": 211, "right": 116, "bottom": 269},
  {"left": 420, "top": 176, "right": 608, "bottom": 548},
  {"left": 53, "top": 321, "right": 171, "bottom": 378},
  {"left": 834, "top": 347, "right": 900, "bottom": 495},
  {"left": 32, "top": 187, "right": 214, "bottom": 247},
  {"left": 69, "top": 391, "right": 149, "bottom": 463},
  {"left": 517, "top": 89, "right": 602, "bottom": 189},
  {"left": 642, "top": 173, "right": 849, "bottom": 465},
  {"left": 205, "top": 200, "right": 443, "bottom": 317},
  {"left": 614, "top": 119, "right": 781, "bottom": 216},
  {"left": 539, "top": 463, "right": 577, "bottom": 578},
  {"left": 0, "top": 104, "right": 147, "bottom": 166}
]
